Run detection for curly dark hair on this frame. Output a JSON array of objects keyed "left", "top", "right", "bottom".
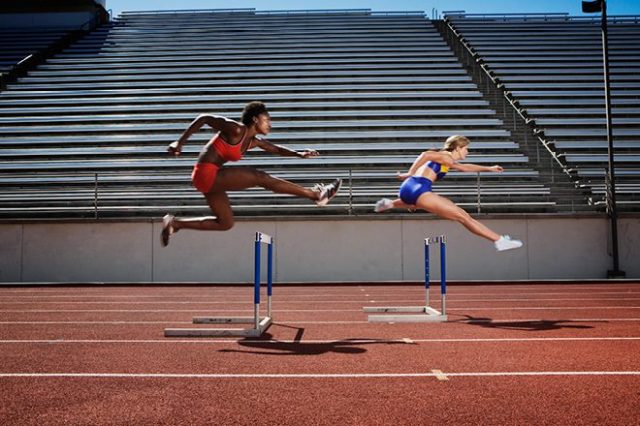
[{"left": 241, "top": 101, "right": 268, "bottom": 126}]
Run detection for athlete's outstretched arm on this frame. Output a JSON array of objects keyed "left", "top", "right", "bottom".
[
  {"left": 451, "top": 163, "right": 503, "bottom": 173},
  {"left": 168, "top": 114, "right": 240, "bottom": 156},
  {"left": 253, "top": 138, "right": 320, "bottom": 158}
]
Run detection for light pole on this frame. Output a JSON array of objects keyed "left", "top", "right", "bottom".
[{"left": 581, "top": 0, "right": 625, "bottom": 277}]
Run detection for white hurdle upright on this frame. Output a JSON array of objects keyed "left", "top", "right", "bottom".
[
  {"left": 364, "top": 235, "right": 447, "bottom": 323},
  {"left": 164, "top": 232, "right": 274, "bottom": 337}
]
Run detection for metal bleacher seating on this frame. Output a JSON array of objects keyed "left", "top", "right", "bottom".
[
  {"left": 0, "top": 9, "right": 558, "bottom": 219},
  {"left": 0, "top": 26, "right": 78, "bottom": 76},
  {"left": 445, "top": 13, "right": 640, "bottom": 209}
]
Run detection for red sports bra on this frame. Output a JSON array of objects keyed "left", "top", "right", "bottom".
[{"left": 212, "top": 128, "right": 248, "bottom": 162}]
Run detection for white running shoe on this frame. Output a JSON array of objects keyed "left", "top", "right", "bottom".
[
  {"left": 161, "top": 214, "right": 175, "bottom": 247},
  {"left": 374, "top": 198, "right": 394, "bottom": 213},
  {"left": 494, "top": 235, "right": 523, "bottom": 251},
  {"left": 315, "top": 178, "right": 342, "bottom": 207}
]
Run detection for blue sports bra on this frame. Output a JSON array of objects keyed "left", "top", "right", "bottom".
[{"left": 426, "top": 161, "right": 449, "bottom": 181}]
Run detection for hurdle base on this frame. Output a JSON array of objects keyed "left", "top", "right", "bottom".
[
  {"left": 364, "top": 306, "right": 447, "bottom": 323},
  {"left": 164, "top": 316, "right": 272, "bottom": 337}
]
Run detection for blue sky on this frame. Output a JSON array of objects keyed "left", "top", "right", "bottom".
[{"left": 105, "top": 0, "right": 640, "bottom": 18}]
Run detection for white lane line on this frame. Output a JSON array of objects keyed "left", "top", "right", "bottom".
[
  {"left": 2, "top": 291, "right": 640, "bottom": 300},
  {"left": 431, "top": 369, "right": 449, "bottom": 381},
  {"left": 1, "top": 371, "right": 640, "bottom": 379},
  {"left": 0, "top": 309, "right": 362, "bottom": 313},
  {"left": 2, "top": 318, "right": 640, "bottom": 325},
  {"left": 2, "top": 306, "right": 640, "bottom": 314},
  {"left": 459, "top": 307, "right": 640, "bottom": 310},
  {"left": 1, "top": 337, "right": 640, "bottom": 344},
  {"left": 0, "top": 321, "right": 194, "bottom": 324},
  {"left": 3, "top": 297, "right": 640, "bottom": 304},
  {"left": 2, "top": 284, "right": 637, "bottom": 292}
]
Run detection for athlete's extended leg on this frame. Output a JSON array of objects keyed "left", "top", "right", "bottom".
[
  {"left": 415, "top": 192, "right": 501, "bottom": 242},
  {"left": 213, "top": 166, "right": 340, "bottom": 205},
  {"left": 375, "top": 198, "right": 413, "bottom": 213},
  {"left": 213, "top": 167, "right": 316, "bottom": 198},
  {"left": 161, "top": 191, "right": 235, "bottom": 245},
  {"left": 174, "top": 190, "right": 236, "bottom": 232},
  {"left": 161, "top": 166, "right": 341, "bottom": 246}
]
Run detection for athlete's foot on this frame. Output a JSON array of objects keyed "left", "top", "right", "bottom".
[
  {"left": 315, "top": 178, "right": 342, "bottom": 206},
  {"left": 374, "top": 198, "right": 394, "bottom": 213},
  {"left": 161, "top": 214, "right": 175, "bottom": 247},
  {"left": 494, "top": 235, "right": 523, "bottom": 251}
]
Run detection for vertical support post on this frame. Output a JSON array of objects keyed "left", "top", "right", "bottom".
[
  {"left": 424, "top": 238, "right": 430, "bottom": 309},
  {"left": 254, "top": 233, "right": 261, "bottom": 330},
  {"left": 600, "top": 2, "right": 623, "bottom": 277},
  {"left": 582, "top": 0, "right": 624, "bottom": 277},
  {"left": 348, "top": 168, "right": 353, "bottom": 215},
  {"left": 476, "top": 172, "right": 481, "bottom": 213},
  {"left": 94, "top": 172, "right": 98, "bottom": 219},
  {"left": 267, "top": 238, "right": 273, "bottom": 318},
  {"left": 440, "top": 235, "right": 447, "bottom": 315}
]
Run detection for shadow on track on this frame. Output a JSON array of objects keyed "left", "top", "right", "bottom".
[
  {"left": 219, "top": 324, "right": 406, "bottom": 356},
  {"left": 456, "top": 315, "right": 597, "bottom": 331}
]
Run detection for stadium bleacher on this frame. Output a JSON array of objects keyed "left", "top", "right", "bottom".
[
  {"left": 0, "top": 26, "right": 79, "bottom": 75},
  {"left": 0, "top": 9, "right": 617, "bottom": 219},
  {"left": 444, "top": 12, "right": 640, "bottom": 209}
]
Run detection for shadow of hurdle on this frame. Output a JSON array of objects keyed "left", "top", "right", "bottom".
[
  {"left": 218, "top": 324, "right": 407, "bottom": 356},
  {"left": 456, "top": 315, "right": 598, "bottom": 331}
]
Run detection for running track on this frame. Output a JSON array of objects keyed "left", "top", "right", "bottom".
[{"left": 1, "top": 283, "right": 639, "bottom": 425}]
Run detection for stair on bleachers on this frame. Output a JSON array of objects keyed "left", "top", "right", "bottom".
[
  {"left": 0, "top": 9, "right": 558, "bottom": 219},
  {"left": 445, "top": 13, "right": 640, "bottom": 210}
]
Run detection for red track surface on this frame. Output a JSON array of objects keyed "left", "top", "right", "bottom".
[{"left": 1, "top": 283, "right": 640, "bottom": 425}]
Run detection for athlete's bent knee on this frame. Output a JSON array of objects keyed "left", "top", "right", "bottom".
[
  {"left": 453, "top": 209, "right": 472, "bottom": 224},
  {"left": 217, "top": 218, "right": 234, "bottom": 231}
]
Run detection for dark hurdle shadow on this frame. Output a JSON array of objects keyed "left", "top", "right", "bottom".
[
  {"left": 218, "top": 324, "right": 406, "bottom": 356},
  {"left": 454, "top": 315, "right": 598, "bottom": 331}
]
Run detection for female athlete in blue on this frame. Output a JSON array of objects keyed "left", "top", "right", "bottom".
[{"left": 375, "top": 135, "right": 523, "bottom": 251}]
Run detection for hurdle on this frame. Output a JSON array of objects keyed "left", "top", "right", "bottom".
[
  {"left": 364, "top": 235, "right": 447, "bottom": 322},
  {"left": 164, "top": 232, "right": 274, "bottom": 337}
]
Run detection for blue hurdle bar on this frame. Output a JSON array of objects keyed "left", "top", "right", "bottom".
[
  {"left": 424, "top": 238, "right": 430, "bottom": 308},
  {"left": 440, "top": 235, "right": 447, "bottom": 315},
  {"left": 254, "top": 232, "right": 274, "bottom": 330},
  {"left": 364, "top": 234, "right": 447, "bottom": 322},
  {"left": 424, "top": 235, "right": 446, "bottom": 316},
  {"left": 164, "top": 231, "right": 274, "bottom": 337}
]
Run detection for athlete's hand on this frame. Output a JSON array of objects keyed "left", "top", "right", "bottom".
[
  {"left": 488, "top": 165, "right": 503, "bottom": 173},
  {"left": 299, "top": 149, "right": 319, "bottom": 158},
  {"left": 167, "top": 141, "right": 182, "bottom": 156},
  {"left": 396, "top": 172, "right": 410, "bottom": 181}
]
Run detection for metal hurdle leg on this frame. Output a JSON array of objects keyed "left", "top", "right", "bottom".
[
  {"left": 440, "top": 235, "right": 447, "bottom": 316},
  {"left": 364, "top": 235, "right": 447, "bottom": 323},
  {"left": 164, "top": 232, "right": 274, "bottom": 337}
]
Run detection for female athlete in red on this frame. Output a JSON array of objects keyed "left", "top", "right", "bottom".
[{"left": 161, "top": 101, "right": 341, "bottom": 246}]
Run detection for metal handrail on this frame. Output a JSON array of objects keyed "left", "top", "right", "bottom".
[
  {"left": 441, "top": 17, "right": 576, "bottom": 183},
  {"left": 443, "top": 11, "right": 640, "bottom": 23},
  {"left": 12, "top": 168, "right": 555, "bottom": 219},
  {"left": 120, "top": 9, "right": 256, "bottom": 15},
  {"left": 0, "top": 10, "right": 104, "bottom": 91}
]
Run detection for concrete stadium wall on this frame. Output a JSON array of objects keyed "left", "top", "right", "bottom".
[{"left": 0, "top": 216, "right": 638, "bottom": 283}]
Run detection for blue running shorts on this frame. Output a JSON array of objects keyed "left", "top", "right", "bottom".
[{"left": 399, "top": 176, "right": 433, "bottom": 205}]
